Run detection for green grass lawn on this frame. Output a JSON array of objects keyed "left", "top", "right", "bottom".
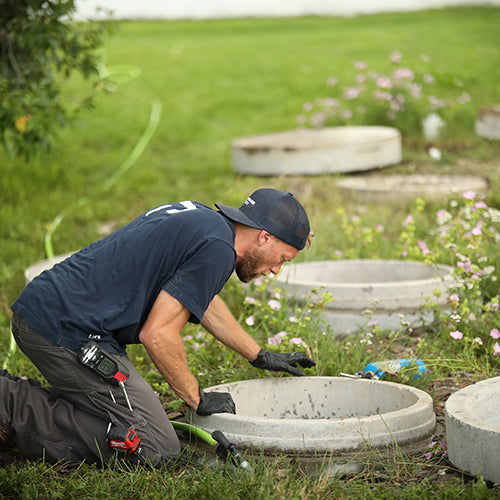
[{"left": 0, "top": 7, "right": 499, "bottom": 498}]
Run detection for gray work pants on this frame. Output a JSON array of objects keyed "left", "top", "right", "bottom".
[{"left": 2, "top": 313, "right": 181, "bottom": 467}]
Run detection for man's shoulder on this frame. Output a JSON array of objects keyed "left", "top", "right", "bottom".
[{"left": 151, "top": 201, "right": 233, "bottom": 235}]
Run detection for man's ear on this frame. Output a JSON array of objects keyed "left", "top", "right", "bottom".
[{"left": 257, "top": 230, "right": 273, "bottom": 247}]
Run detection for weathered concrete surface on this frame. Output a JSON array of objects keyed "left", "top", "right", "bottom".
[
  {"left": 190, "top": 377, "right": 436, "bottom": 454},
  {"left": 445, "top": 376, "right": 500, "bottom": 484},
  {"left": 232, "top": 127, "right": 401, "bottom": 176},
  {"left": 335, "top": 174, "right": 489, "bottom": 202},
  {"left": 271, "top": 259, "right": 455, "bottom": 334}
]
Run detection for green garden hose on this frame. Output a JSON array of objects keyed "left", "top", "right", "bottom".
[
  {"left": 171, "top": 421, "right": 253, "bottom": 473},
  {"left": 171, "top": 421, "right": 216, "bottom": 447}
]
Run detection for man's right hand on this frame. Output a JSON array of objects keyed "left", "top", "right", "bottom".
[
  {"left": 196, "top": 389, "right": 236, "bottom": 416},
  {"left": 250, "top": 348, "right": 316, "bottom": 376}
]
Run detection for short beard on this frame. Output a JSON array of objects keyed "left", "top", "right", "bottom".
[{"left": 235, "top": 250, "right": 261, "bottom": 283}]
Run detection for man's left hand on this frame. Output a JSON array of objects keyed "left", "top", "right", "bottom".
[{"left": 196, "top": 389, "right": 236, "bottom": 416}]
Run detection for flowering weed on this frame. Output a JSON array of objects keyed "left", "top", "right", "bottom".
[
  {"left": 312, "top": 189, "right": 499, "bottom": 372},
  {"left": 297, "top": 51, "right": 473, "bottom": 138},
  {"left": 424, "top": 440, "right": 447, "bottom": 461},
  {"left": 238, "top": 276, "right": 330, "bottom": 369},
  {"left": 398, "top": 193, "right": 499, "bottom": 362}
]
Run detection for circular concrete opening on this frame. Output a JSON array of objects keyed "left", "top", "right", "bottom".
[
  {"left": 475, "top": 105, "right": 500, "bottom": 140},
  {"left": 445, "top": 376, "right": 500, "bottom": 484},
  {"left": 24, "top": 252, "right": 74, "bottom": 283},
  {"left": 232, "top": 126, "right": 402, "bottom": 176},
  {"left": 335, "top": 174, "right": 489, "bottom": 202},
  {"left": 271, "top": 259, "right": 455, "bottom": 334},
  {"left": 190, "top": 377, "right": 436, "bottom": 454}
]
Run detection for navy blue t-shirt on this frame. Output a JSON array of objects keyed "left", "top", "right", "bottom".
[{"left": 12, "top": 201, "right": 236, "bottom": 354}]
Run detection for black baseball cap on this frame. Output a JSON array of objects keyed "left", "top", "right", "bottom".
[{"left": 215, "top": 188, "right": 310, "bottom": 250}]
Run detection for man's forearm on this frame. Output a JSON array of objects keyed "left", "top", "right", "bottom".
[
  {"left": 139, "top": 289, "right": 201, "bottom": 410},
  {"left": 141, "top": 329, "right": 201, "bottom": 409},
  {"left": 201, "top": 296, "right": 261, "bottom": 361}
]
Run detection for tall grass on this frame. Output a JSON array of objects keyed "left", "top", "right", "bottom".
[
  {"left": 1, "top": 9, "right": 499, "bottom": 303},
  {"left": 0, "top": 7, "right": 499, "bottom": 498}
]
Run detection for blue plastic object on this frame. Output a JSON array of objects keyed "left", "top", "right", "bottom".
[{"left": 363, "top": 358, "right": 426, "bottom": 380}]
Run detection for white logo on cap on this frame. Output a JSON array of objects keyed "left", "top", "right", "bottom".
[{"left": 245, "top": 197, "right": 256, "bottom": 206}]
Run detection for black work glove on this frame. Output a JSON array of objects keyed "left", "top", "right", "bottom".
[
  {"left": 196, "top": 388, "right": 236, "bottom": 416},
  {"left": 250, "top": 348, "right": 316, "bottom": 376}
]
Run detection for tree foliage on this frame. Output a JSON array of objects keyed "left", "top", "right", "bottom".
[{"left": 0, "top": 0, "right": 111, "bottom": 157}]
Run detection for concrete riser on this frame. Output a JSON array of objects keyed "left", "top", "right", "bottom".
[
  {"left": 271, "top": 259, "right": 455, "bottom": 335},
  {"left": 191, "top": 377, "right": 436, "bottom": 453},
  {"left": 445, "top": 376, "right": 500, "bottom": 485}
]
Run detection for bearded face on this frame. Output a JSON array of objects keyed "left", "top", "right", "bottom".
[
  {"left": 234, "top": 230, "right": 300, "bottom": 284},
  {"left": 235, "top": 246, "right": 262, "bottom": 283}
]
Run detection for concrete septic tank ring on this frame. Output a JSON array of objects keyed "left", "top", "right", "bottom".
[
  {"left": 445, "top": 376, "right": 500, "bottom": 485},
  {"left": 271, "top": 259, "right": 455, "bottom": 335},
  {"left": 335, "top": 174, "right": 489, "bottom": 202},
  {"left": 24, "top": 252, "right": 75, "bottom": 283},
  {"left": 231, "top": 126, "right": 402, "bottom": 176},
  {"left": 475, "top": 105, "right": 500, "bottom": 140},
  {"left": 190, "top": 377, "right": 436, "bottom": 454}
]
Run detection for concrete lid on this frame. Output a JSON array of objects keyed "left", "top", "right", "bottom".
[
  {"left": 232, "top": 126, "right": 400, "bottom": 151},
  {"left": 335, "top": 174, "right": 489, "bottom": 201},
  {"left": 232, "top": 126, "right": 402, "bottom": 175}
]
